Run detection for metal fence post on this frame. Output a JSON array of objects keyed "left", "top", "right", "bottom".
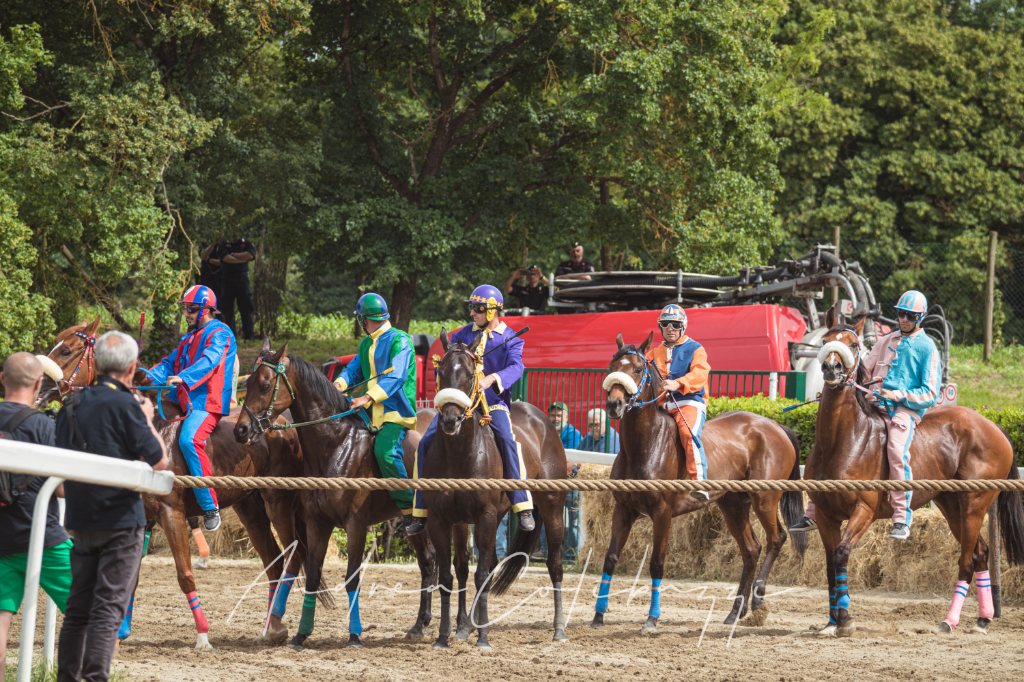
[
  {"left": 990, "top": 500, "right": 1002, "bottom": 618},
  {"left": 832, "top": 225, "right": 841, "bottom": 305},
  {"left": 768, "top": 372, "right": 778, "bottom": 401},
  {"left": 985, "top": 231, "right": 997, "bottom": 362}
]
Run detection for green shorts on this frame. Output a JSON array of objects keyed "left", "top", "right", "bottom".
[{"left": 0, "top": 539, "right": 73, "bottom": 614}]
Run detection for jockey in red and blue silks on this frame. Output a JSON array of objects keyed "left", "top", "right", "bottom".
[{"left": 146, "top": 285, "right": 237, "bottom": 531}]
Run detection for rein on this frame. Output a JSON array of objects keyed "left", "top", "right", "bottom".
[
  {"left": 244, "top": 357, "right": 297, "bottom": 435},
  {"left": 136, "top": 384, "right": 194, "bottom": 423},
  {"left": 55, "top": 331, "right": 97, "bottom": 398}
]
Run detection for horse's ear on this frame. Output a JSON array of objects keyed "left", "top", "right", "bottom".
[
  {"left": 272, "top": 341, "right": 289, "bottom": 363},
  {"left": 852, "top": 315, "right": 866, "bottom": 338},
  {"left": 86, "top": 317, "right": 101, "bottom": 336},
  {"left": 824, "top": 303, "right": 843, "bottom": 330},
  {"left": 439, "top": 328, "right": 450, "bottom": 353},
  {"left": 132, "top": 368, "right": 151, "bottom": 387},
  {"left": 467, "top": 331, "right": 484, "bottom": 355},
  {"left": 261, "top": 337, "right": 272, "bottom": 354},
  {"left": 616, "top": 332, "right": 624, "bottom": 350},
  {"left": 639, "top": 331, "right": 654, "bottom": 354}
]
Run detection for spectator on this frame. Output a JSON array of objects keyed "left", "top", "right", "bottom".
[
  {"left": 197, "top": 237, "right": 225, "bottom": 298},
  {"left": 495, "top": 512, "right": 510, "bottom": 562},
  {"left": 547, "top": 401, "right": 581, "bottom": 449},
  {"left": 580, "top": 407, "right": 620, "bottom": 454},
  {"left": 504, "top": 266, "right": 549, "bottom": 311},
  {"left": 56, "top": 331, "right": 168, "bottom": 682},
  {"left": 554, "top": 242, "right": 596, "bottom": 281},
  {"left": 209, "top": 235, "right": 256, "bottom": 340},
  {"left": 536, "top": 402, "right": 583, "bottom": 562},
  {"left": 0, "top": 353, "right": 71, "bottom": 673}
]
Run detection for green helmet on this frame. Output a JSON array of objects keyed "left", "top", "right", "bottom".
[{"left": 354, "top": 293, "right": 390, "bottom": 321}]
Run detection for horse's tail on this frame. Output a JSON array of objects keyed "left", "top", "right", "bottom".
[
  {"left": 489, "top": 517, "right": 541, "bottom": 597},
  {"left": 996, "top": 426, "right": 1024, "bottom": 566},
  {"left": 779, "top": 425, "right": 808, "bottom": 560}
]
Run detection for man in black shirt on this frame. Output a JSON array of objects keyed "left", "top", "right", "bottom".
[
  {"left": 56, "top": 331, "right": 167, "bottom": 682},
  {"left": 554, "top": 242, "right": 596, "bottom": 280},
  {"left": 0, "top": 353, "right": 72, "bottom": 672},
  {"left": 197, "top": 238, "right": 225, "bottom": 298},
  {"left": 210, "top": 236, "right": 256, "bottom": 340},
  {"left": 503, "top": 266, "right": 549, "bottom": 311}
]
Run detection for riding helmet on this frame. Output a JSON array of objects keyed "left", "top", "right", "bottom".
[
  {"left": 659, "top": 304, "right": 688, "bottom": 329},
  {"left": 466, "top": 285, "right": 504, "bottom": 322},
  {"left": 179, "top": 285, "right": 220, "bottom": 314},
  {"left": 354, "top": 293, "right": 390, "bottom": 321},
  {"left": 895, "top": 290, "right": 928, "bottom": 316}
]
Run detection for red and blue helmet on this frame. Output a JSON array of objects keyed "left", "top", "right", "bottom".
[
  {"left": 895, "top": 290, "right": 928, "bottom": 316},
  {"left": 466, "top": 285, "right": 503, "bottom": 322},
  {"left": 179, "top": 285, "right": 220, "bottom": 314},
  {"left": 658, "top": 304, "right": 687, "bottom": 330}
]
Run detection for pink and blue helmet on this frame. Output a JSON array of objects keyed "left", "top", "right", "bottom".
[
  {"left": 466, "top": 285, "right": 503, "bottom": 322},
  {"left": 658, "top": 304, "right": 688, "bottom": 329},
  {"left": 179, "top": 285, "right": 220, "bottom": 314},
  {"left": 895, "top": 290, "right": 928, "bottom": 316}
]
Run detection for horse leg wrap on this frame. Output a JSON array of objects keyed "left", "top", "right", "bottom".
[
  {"left": 347, "top": 590, "right": 363, "bottom": 636},
  {"left": 976, "top": 571, "right": 994, "bottom": 619},
  {"left": 192, "top": 527, "right": 210, "bottom": 558},
  {"left": 142, "top": 530, "right": 151, "bottom": 557},
  {"left": 270, "top": 573, "right": 295, "bottom": 619},
  {"left": 835, "top": 569, "right": 850, "bottom": 611},
  {"left": 649, "top": 579, "right": 661, "bottom": 619},
  {"left": 595, "top": 573, "right": 612, "bottom": 615},
  {"left": 187, "top": 591, "right": 210, "bottom": 634},
  {"left": 298, "top": 592, "right": 317, "bottom": 636},
  {"left": 944, "top": 581, "right": 969, "bottom": 629},
  {"left": 118, "top": 596, "right": 134, "bottom": 640},
  {"left": 828, "top": 590, "right": 837, "bottom": 625}
]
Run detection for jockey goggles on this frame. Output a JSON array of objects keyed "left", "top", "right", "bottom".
[
  {"left": 897, "top": 310, "right": 923, "bottom": 322},
  {"left": 182, "top": 304, "right": 203, "bottom": 314},
  {"left": 469, "top": 303, "right": 492, "bottom": 315},
  {"left": 659, "top": 320, "right": 684, "bottom": 330}
]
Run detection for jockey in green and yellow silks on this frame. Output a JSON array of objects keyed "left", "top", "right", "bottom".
[{"left": 333, "top": 293, "right": 417, "bottom": 530}]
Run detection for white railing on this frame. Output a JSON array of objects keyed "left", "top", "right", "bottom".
[{"left": 0, "top": 440, "right": 174, "bottom": 682}]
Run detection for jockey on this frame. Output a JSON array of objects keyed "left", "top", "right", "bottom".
[
  {"left": 646, "top": 304, "right": 712, "bottom": 502},
  {"left": 146, "top": 285, "right": 237, "bottom": 531},
  {"left": 332, "top": 293, "right": 418, "bottom": 533},
  {"left": 406, "top": 285, "right": 534, "bottom": 536},
  {"left": 790, "top": 290, "right": 939, "bottom": 540}
]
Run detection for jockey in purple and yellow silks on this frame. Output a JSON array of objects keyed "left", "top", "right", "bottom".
[
  {"left": 405, "top": 284, "right": 534, "bottom": 536},
  {"left": 146, "top": 285, "right": 237, "bottom": 531}
]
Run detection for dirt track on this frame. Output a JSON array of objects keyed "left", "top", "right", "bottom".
[{"left": 14, "top": 556, "right": 1024, "bottom": 681}]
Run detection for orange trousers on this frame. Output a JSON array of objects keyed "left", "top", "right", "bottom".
[{"left": 670, "top": 404, "right": 707, "bottom": 482}]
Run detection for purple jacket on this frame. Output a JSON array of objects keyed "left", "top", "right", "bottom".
[{"left": 451, "top": 322, "right": 524, "bottom": 411}]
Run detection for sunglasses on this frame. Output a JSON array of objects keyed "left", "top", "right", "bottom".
[
  {"left": 469, "top": 304, "right": 490, "bottom": 315},
  {"left": 659, "top": 321, "right": 684, "bottom": 330},
  {"left": 897, "top": 311, "right": 922, "bottom": 322},
  {"left": 183, "top": 304, "right": 203, "bottom": 315}
]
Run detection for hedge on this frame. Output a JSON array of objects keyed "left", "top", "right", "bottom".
[{"left": 708, "top": 396, "right": 1024, "bottom": 466}]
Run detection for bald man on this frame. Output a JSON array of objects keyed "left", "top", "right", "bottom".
[{"left": 0, "top": 353, "right": 72, "bottom": 673}]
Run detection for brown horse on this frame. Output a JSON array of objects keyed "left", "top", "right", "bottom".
[
  {"left": 810, "top": 304, "right": 1024, "bottom": 636},
  {"left": 597, "top": 332, "right": 804, "bottom": 630},
  {"left": 41, "top": 321, "right": 308, "bottom": 650},
  {"left": 422, "top": 330, "right": 568, "bottom": 650},
  {"left": 234, "top": 339, "right": 437, "bottom": 650}
]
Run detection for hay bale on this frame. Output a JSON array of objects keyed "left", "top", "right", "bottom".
[
  {"left": 147, "top": 508, "right": 256, "bottom": 559},
  {"left": 580, "top": 465, "right": 1023, "bottom": 603}
]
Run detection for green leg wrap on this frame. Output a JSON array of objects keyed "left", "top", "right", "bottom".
[
  {"left": 374, "top": 423, "right": 413, "bottom": 510},
  {"left": 142, "top": 530, "right": 151, "bottom": 557},
  {"left": 298, "top": 592, "right": 317, "bottom": 636}
]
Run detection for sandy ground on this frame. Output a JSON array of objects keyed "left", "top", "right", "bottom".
[{"left": 12, "top": 556, "right": 1024, "bottom": 682}]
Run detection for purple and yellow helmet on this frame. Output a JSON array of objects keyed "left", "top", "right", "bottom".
[
  {"left": 179, "top": 285, "right": 220, "bottom": 314},
  {"left": 658, "top": 304, "right": 687, "bottom": 329},
  {"left": 466, "top": 285, "right": 504, "bottom": 322},
  {"left": 895, "top": 290, "right": 928, "bottom": 316}
]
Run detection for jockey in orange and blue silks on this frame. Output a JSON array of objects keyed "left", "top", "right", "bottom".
[{"left": 146, "top": 285, "right": 237, "bottom": 531}]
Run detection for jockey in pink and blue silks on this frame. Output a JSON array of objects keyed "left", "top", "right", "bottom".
[
  {"left": 790, "top": 289, "right": 940, "bottom": 541},
  {"left": 146, "top": 285, "right": 237, "bottom": 532},
  {"left": 405, "top": 284, "right": 535, "bottom": 536}
]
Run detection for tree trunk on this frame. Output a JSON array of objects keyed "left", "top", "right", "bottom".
[
  {"left": 600, "top": 244, "right": 613, "bottom": 272},
  {"left": 391, "top": 276, "right": 417, "bottom": 332},
  {"left": 353, "top": 273, "right": 365, "bottom": 339}
]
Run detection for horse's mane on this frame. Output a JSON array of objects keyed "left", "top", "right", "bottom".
[{"left": 288, "top": 354, "right": 350, "bottom": 413}]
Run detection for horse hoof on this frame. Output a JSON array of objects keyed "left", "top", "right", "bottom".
[
  {"left": 287, "top": 634, "right": 307, "bottom": 651},
  {"left": 817, "top": 624, "right": 836, "bottom": 637},
  {"left": 287, "top": 642, "right": 304, "bottom": 652},
  {"left": 974, "top": 618, "right": 991, "bottom": 634},
  {"left": 723, "top": 612, "right": 738, "bottom": 626},
  {"left": 194, "top": 633, "right": 213, "bottom": 652},
  {"left": 405, "top": 628, "right": 425, "bottom": 641},
  {"left": 937, "top": 621, "right": 954, "bottom": 634},
  {"left": 641, "top": 617, "right": 658, "bottom": 634},
  {"left": 346, "top": 635, "right": 362, "bottom": 649},
  {"left": 193, "top": 557, "right": 210, "bottom": 570},
  {"left": 257, "top": 625, "right": 288, "bottom": 645},
  {"left": 590, "top": 614, "right": 605, "bottom": 629},
  {"left": 553, "top": 629, "right": 568, "bottom": 642},
  {"left": 836, "top": 620, "right": 856, "bottom": 638},
  {"left": 455, "top": 628, "right": 471, "bottom": 641},
  {"left": 432, "top": 641, "right": 450, "bottom": 651},
  {"left": 475, "top": 640, "right": 492, "bottom": 651}
]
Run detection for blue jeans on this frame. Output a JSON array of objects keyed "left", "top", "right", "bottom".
[
  {"left": 496, "top": 513, "right": 509, "bottom": 560},
  {"left": 537, "top": 491, "right": 580, "bottom": 561}
]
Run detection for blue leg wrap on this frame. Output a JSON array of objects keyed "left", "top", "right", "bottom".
[
  {"left": 836, "top": 570, "right": 850, "bottom": 610},
  {"left": 270, "top": 573, "right": 295, "bottom": 618},
  {"left": 650, "top": 579, "right": 661, "bottom": 619},
  {"left": 828, "top": 590, "right": 837, "bottom": 625},
  {"left": 347, "top": 590, "right": 362, "bottom": 636},
  {"left": 118, "top": 596, "right": 134, "bottom": 640},
  {"left": 596, "top": 573, "right": 612, "bottom": 614}
]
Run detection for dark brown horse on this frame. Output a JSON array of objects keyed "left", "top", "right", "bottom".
[
  {"left": 422, "top": 330, "right": 568, "bottom": 650},
  {"left": 597, "top": 333, "right": 804, "bottom": 630},
  {"left": 41, "top": 322, "right": 308, "bottom": 650},
  {"left": 810, "top": 304, "right": 1024, "bottom": 635},
  {"left": 234, "top": 339, "right": 437, "bottom": 650}
]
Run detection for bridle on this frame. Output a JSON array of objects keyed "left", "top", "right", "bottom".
[
  {"left": 434, "top": 344, "right": 493, "bottom": 426},
  {"left": 244, "top": 353, "right": 296, "bottom": 436},
  {"left": 623, "top": 350, "right": 659, "bottom": 410},
  {"left": 822, "top": 326, "right": 862, "bottom": 387},
  {"left": 52, "top": 331, "right": 97, "bottom": 400}
]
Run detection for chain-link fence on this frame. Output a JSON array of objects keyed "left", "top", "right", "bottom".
[{"left": 778, "top": 235, "right": 1024, "bottom": 346}]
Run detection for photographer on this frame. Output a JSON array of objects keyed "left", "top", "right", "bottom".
[
  {"left": 209, "top": 235, "right": 256, "bottom": 340},
  {"left": 503, "top": 266, "right": 549, "bottom": 311}
]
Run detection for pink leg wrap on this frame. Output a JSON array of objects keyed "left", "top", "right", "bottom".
[
  {"left": 187, "top": 591, "right": 210, "bottom": 634},
  {"left": 943, "top": 581, "right": 969, "bottom": 629},
  {"left": 976, "top": 571, "right": 994, "bottom": 619}
]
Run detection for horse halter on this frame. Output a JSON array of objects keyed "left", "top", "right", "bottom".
[
  {"left": 820, "top": 326, "right": 862, "bottom": 386},
  {"left": 605, "top": 349, "right": 659, "bottom": 411},
  {"left": 433, "top": 344, "right": 492, "bottom": 426},
  {"left": 54, "top": 331, "right": 97, "bottom": 399},
  {"left": 244, "top": 355, "right": 296, "bottom": 436}
]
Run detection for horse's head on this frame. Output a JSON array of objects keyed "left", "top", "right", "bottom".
[
  {"left": 35, "top": 318, "right": 102, "bottom": 406},
  {"left": 235, "top": 337, "right": 292, "bottom": 444},
  {"left": 818, "top": 303, "right": 866, "bottom": 388},
  {"left": 433, "top": 328, "right": 483, "bottom": 435},
  {"left": 603, "top": 332, "right": 654, "bottom": 420}
]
